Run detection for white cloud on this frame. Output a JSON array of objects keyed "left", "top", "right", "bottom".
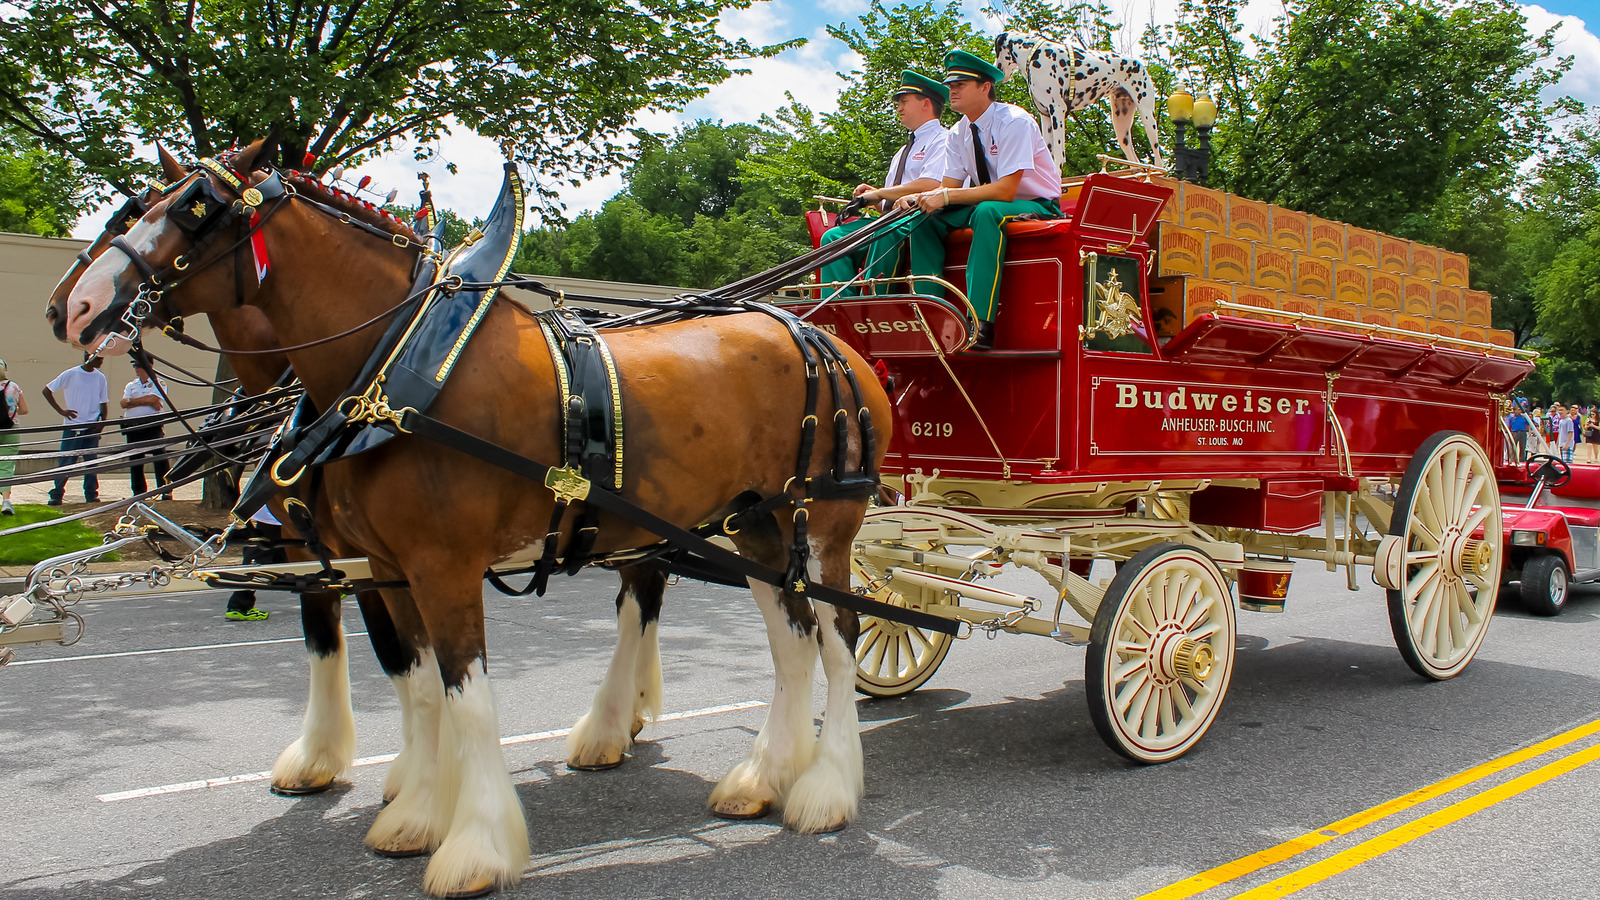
[
  {"left": 1522, "top": 4, "right": 1600, "bottom": 107},
  {"left": 817, "top": 0, "right": 868, "bottom": 16}
]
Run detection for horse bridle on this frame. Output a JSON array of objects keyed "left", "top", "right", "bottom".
[{"left": 84, "top": 154, "right": 434, "bottom": 354}]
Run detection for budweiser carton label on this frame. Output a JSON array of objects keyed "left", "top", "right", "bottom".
[
  {"left": 1321, "top": 300, "right": 1360, "bottom": 328},
  {"left": 1380, "top": 237, "right": 1410, "bottom": 273},
  {"left": 1308, "top": 216, "right": 1345, "bottom": 259},
  {"left": 1254, "top": 246, "right": 1294, "bottom": 291},
  {"left": 1270, "top": 208, "right": 1308, "bottom": 251},
  {"left": 1234, "top": 286, "right": 1279, "bottom": 321},
  {"left": 1370, "top": 271, "right": 1402, "bottom": 310},
  {"left": 1462, "top": 289, "right": 1491, "bottom": 326},
  {"left": 1402, "top": 276, "right": 1434, "bottom": 317},
  {"left": 1186, "top": 279, "right": 1234, "bottom": 321},
  {"left": 1208, "top": 235, "right": 1254, "bottom": 282},
  {"left": 1434, "top": 285, "right": 1462, "bottom": 321},
  {"left": 1361, "top": 307, "right": 1395, "bottom": 329},
  {"left": 1458, "top": 325, "right": 1487, "bottom": 345},
  {"left": 1396, "top": 313, "right": 1429, "bottom": 336},
  {"left": 1346, "top": 228, "right": 1381, "bottom": 267},
  {"left": 1440, "top": 251, "right": 1468, "bottom": 287},
  {"left": 1156, "top": 223, "right": 1206, "bottom": 278},
  {"left": 1428, "top": 318, "right": 1457, "bottom": 339},
  {"left": 1228, "top": 197, "right": 1271, "bottom": 242},
  {"left": 1487, "top": 329, "right": 1515, "bottom": 348},
  {"left": 1280, "top": 295, "right": 1320, "bottom": 318},
  {"left": 1295, "top": 254, "right": 1333, "bottom": 299},
  {"left": 1410, "top": 243, "right": 1440, "bottom": 280},
  {"left": 1148, "top": 177, "right": 1181, "bottom": 224},
  {"left": 1181, "top": 185, "right": 1227, "bottom": 231},
  {"left": 1333, "top": 263, "right": 1370, "bottom": 305}
]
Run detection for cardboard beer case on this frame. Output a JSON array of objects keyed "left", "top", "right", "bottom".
[
  {"left": 1295, "top": 254, "right": 1334, "bottom": 299},
  {"left": 1253, "top": 245, "right": 1295, "bottom": 291},
  {"left": 1154, "top": 222, "right": 1206, "bottom": 278},
  {"left": 1402, "top": 276, "right": 1434, "bottom": 317},
  {"left": 1440, "top": 251, "right": 1469, "bottom": 287},
  {"left": 1369, "top": 271, "right": 1403, "bottom": 311},
  {"left": 1410, "top": 243, "right": 1441, "bottom": 280},
  {"left": 1434, "top": 285, "right": 1463, "bottom": 322},
  {"left": 1345, "top": 228, "right": 1381, "bottom": 268},
  {"left": 1228, "top": 196, "right": 1272, "bottom": 243},
  {"left": 1270, "top": 207, "right": 1308, "bottom": 251},
  {"left": 1180, "top": 184, "right": 1228, "bottom": 231},
  {"left": 1463, "top": 289, "right": 1491, "bottom": 326},
  {"left": 1308, "top": 216, "right": 1346, "bottom": 260},
  {"left": 1380, "top": 236, "right": 1411, "bottom": 274},
  {"left": 1207, "top": 234, "right": 1254, "bottom": 283},
  {"left": 1332, "top": 263, "right": 1370, "bottom": 306}
]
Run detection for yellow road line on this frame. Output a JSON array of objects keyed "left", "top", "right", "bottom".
[
  {"left": 1230, "top": 739, "right": 1600, "bottom": 898},
  {"left": 1135, "top": 715, "right": 1600, "bottom": 900}
]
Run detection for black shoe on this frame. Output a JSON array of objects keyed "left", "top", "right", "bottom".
[
  {"left": 970, "top": 320, "right": 996, "bottom": 352},
  {"left": 85, "top": 496, "right": 100, "bottom": 504},
  {"left": 46, "top": 496, "right": 62, "bottom": 507}
]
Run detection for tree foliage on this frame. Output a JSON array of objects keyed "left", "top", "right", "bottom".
[
  {"left": 0, "top": 129, "right": 84, "bottom": 236},
  {"left": 0, "top": 0, "right": 791, "bottom": 205}
]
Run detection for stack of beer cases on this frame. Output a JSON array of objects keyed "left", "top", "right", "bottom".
[{"left": 1144, "top": 177, "right": 1511, "bottom": 353}]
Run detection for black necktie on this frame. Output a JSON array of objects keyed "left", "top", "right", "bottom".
[
  {"left": 890, "top": 133, "right": 914, "bottom": 186},
  {"left": 971, "top": 122, "right": 991, "bottom": 185}
]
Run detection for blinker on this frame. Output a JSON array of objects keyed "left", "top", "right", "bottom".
[
  {"left": 104, "top": 196, "right": 149, "bottom": 235},
  {"left": 167, "top": 178, "right": 231, "bottom": 235}
]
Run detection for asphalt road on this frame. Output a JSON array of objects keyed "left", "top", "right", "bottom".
[{"left": 4, "top": 561, "right": 1599, "bottom": 900}]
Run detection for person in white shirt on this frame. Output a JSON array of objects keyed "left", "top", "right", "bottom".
[
  {"left": 41, "top": 353, "right": 109, "bottom": 505},
  {"left": 121, "top": 358, "right": 171, "bottom": 499},
  {"left": 890, "top": 48, "right": 1064, "bottom": 351},
  {"left": 818, "top": 70, "right": 952, "bottom": 293},
  {"left": 0, "top": 357, "right": 31, "bottom": 515}
]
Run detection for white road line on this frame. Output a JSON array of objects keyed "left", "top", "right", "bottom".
[
  {"left": 96, "top": 699, "right": 767, "bottom": 803},
  {"left": 9, "top": 632, "right": 371, "bottom": 666}
]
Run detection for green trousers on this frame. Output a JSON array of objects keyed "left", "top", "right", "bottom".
[
  {"left": 865, "top": 197, "right": 1060, "bottom": 321},
  {"left": 817, "top": 216, "right": 879, "bottom": 292}
]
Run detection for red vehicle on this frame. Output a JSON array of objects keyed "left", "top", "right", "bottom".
[
  {"left": 785, "top": 169, "right": 1535, "bottom": 763},
  {"left": 1497, "top": 457, "right": 1600, "bottom": 615}
]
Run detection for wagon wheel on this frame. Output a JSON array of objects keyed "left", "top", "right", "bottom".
[
  {"left": 1085, "top": 543, "right": 1236, "bottom": 764},
  {"left": 1380, "top": 431, "right": 1501, "bottom": 679},
  {"left": 851, "top": 515, "right": 963, "bottom": 698}
]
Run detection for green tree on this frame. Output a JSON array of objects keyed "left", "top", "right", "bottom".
[
  {"left": 1165, "top": 0, "right": 1567, "bottom": 236},
  {"left": 0, "top": 130, "right": 84, "bottom": 236},
  {"left": 0, "top": 0, "right": 791, "bottom": 205}
]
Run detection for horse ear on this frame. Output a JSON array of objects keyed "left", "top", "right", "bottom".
[
  {"left": 156, "top": 143, "right": 186, "bottom": 183},
  {"left": 231, "top": 137, "right": 277, "bottom": 174}
]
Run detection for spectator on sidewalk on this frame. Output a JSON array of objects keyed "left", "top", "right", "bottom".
[
  {"left": 226, "top": 506, "right": 284, "bottom": 621},
  {"left": 41, "top": 353, "right": 108, "bottom": 506},
  {"left": 1556, "top": 404, "right": 1576, "bottom": 464},
  {"left": 1506, "top": 405, "right": 1530, "bottom": 462},
  {"left": 120, "top": 359, "right": 171, "bottom": 499},
  {"left": 0, "top": 357, "right": 29, "bottom": 515}
]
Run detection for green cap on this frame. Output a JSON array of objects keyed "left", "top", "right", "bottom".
[
  {"left": 942, "top": 49, "right": 1004, "bottom": 85},
  {"left": 892, "top": 70, "right": 950, "bottom": 104}
]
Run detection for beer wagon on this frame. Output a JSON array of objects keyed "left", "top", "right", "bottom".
[{"left": 786, "top": 167, "right": 1536, "bottom": 763}]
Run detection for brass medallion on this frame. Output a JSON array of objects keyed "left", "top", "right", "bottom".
[{"left": 1089, "top": 270, "right": 1140, "bottom": 340}]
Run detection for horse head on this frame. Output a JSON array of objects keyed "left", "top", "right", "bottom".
[{"left": 61, "top": 140, "right": 284, "bottom": 355}]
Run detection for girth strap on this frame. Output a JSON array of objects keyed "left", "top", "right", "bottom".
[{"left": 394, "top": 408, "right": 958, "bottom": 635}]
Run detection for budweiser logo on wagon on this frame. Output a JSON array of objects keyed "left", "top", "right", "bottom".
[{"left": 1090, "top": 378, "right": 1325, "bottom": 455}]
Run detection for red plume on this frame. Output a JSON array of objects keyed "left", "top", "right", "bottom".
[
  {"left": 302, "top": 152, "right": 317, "bottom": 169},
  {"left": 358, "top": 175, "right": 372, "bottom": 190}
]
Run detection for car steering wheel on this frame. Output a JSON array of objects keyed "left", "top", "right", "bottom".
[{"left": 1524, "top": 453, "right": 1573, "bottom": 488}]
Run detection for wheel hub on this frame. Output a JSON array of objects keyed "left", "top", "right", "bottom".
[
  {"left": 1440, "top": 527, "right": 1490, "bottom": 579},
  {"left": 1152, "top": 628, "right": 1212, "bottom": 683}
]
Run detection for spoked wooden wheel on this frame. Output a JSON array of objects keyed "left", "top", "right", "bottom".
[
  {"left": 851, "top": 515, "right": 962, "bottom": 698},
  {"left": 1381, "top": 431, "right": 1501, "bottom": 679},
  {"left": 1086, "top": 543, "right": 1236, "bottom": 764},
  {"left": 850, "top": 555, "right": 960, "bottom": 698}
]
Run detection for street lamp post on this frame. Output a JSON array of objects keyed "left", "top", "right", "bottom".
[{"left": 1168, "top": 90, "right": 1217, "bottom": 185}]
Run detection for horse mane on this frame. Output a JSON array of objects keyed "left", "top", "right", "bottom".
[{"left": 280, "top": 170, "right": 425, "bottom": 245}]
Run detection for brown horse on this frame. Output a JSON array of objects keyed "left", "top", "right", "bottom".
[
  {"left": 44, "top": 148, "right": 670, "bottom": 816},
  {"left": 61, "top": 141, "right": 889, "bottom": 897}
]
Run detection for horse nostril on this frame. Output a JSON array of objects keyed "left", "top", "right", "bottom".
[{"left": 44, "top": 305, "right": 58, "bottom": 323}]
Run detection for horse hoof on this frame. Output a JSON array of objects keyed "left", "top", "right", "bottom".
[
  {"left": 630, "top": 718, "right": 646, "bottom": 739},
  {"left": 371, "top": 843, "right": 430, "bottom": 859},
  {"left": 567, "top": 756, "right": 626, "bottom": 772},
  {"left": 711, "top": 797, "right": 772, "bottom": 821},
  {"left": 799, "top": 819, "right": 848, "bottom": 835},
  {"left": 269, "top": 778, "right": 334, "bottom": 796},
  {"left": 439, "top": 875, "right": 496, "bottom": 899}
]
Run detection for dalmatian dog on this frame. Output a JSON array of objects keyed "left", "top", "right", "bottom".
[{"left": 994, "top": 31, "right": 1165, "bottom": 172}]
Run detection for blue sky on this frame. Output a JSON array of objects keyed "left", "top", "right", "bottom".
[{"left": 67, "top": 1, "right": 1600, "bottom": 236}]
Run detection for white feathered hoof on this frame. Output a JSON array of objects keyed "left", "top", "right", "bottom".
[
  {"left": 269, "top": 735, "right": 348, "bottom": 796},
  {"left": 707, "top": 759, "right": 779, "bottom": 821},
  {"left": 422, "top": 823, "right": 528, "bottom": 898},
  {"left": 781, "top": 753, "right": 861, "bottom": 835},
  {"left": 564, "top": 711, "right": 631, "bottom": 771},
  {"left": 366, "top": 785, "right": 444, "bottom": 859}
]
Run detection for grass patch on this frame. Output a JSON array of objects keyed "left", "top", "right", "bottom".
[{"left": 0, "top": 505, "right": 121, "bottom": 566}]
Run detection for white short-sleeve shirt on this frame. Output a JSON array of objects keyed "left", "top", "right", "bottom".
[
  {"left": 944, "top": 101, "right": 1062, "bottom": 201},
  {"left": 122, "top": 376, "right": 168, "bottom": 420},
  {"left": 46, "top": 365, "right": 109, "bottom": 425},
  {"left": 883, "top": 119, "right": 953, "bottom": 188}
]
